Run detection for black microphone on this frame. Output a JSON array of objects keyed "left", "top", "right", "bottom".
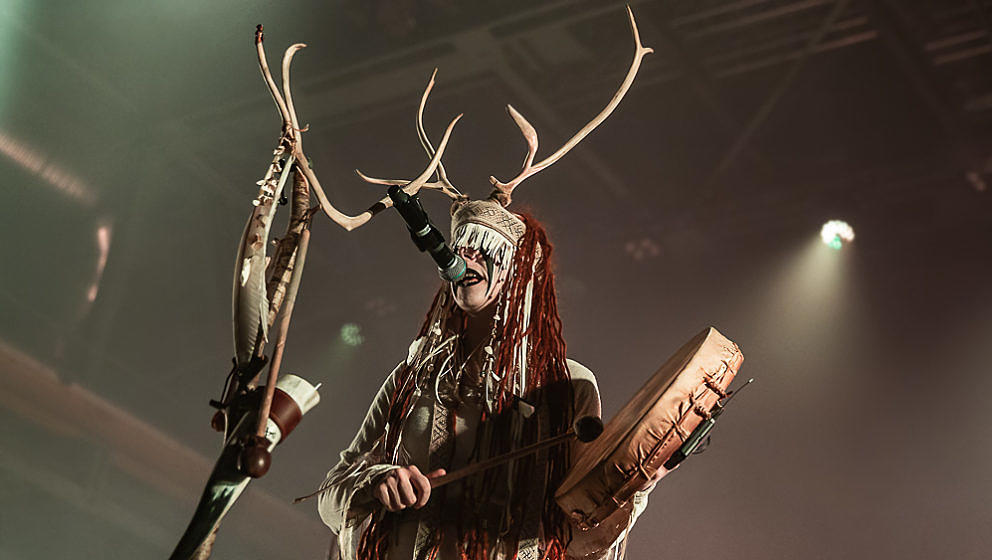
[{"left": 387, "top": 185, "right": 466, "bottom": 282}]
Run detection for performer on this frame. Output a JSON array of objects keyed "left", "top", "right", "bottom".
[
  {"left": 311, "top": 8, "right": 659, "bottom": 559},
  {"left": 317, "top": 199, "right": 667, "bottom": 560}
]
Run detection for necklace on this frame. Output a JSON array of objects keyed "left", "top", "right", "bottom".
[{"left": 436, "top": 337, "right": 488, "bottom": 410}]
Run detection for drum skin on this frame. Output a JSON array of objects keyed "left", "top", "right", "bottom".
[{"left": 556, "top": 327, "right": 743, "bottom": 531}]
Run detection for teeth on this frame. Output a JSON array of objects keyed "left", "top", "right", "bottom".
[{"left": 459, "top": 272, "right": 485, "bottom": 287}]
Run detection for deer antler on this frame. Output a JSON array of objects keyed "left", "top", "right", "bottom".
[
  {"left": 354, "top": 70, "right": 467, "bottom": 203},
  {"left": 255, "top": 26, "right": 295, "bottom": 130},
  {"left": 488, "top": 6, "right": 653, "bottom": 206},
  {"left": 256, "top": 27, "right": 424, "bottom": 231},
  {"left": 416, "top": 69, "right": 462, "bottom": 199}
]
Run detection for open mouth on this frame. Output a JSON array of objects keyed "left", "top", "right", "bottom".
[{"left": 458, "top": 268, "right": 486, "bottom": 288}]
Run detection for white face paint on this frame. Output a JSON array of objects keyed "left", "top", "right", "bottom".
[{"left": 451, "top": 246, "right": 508, "bottom": 316}]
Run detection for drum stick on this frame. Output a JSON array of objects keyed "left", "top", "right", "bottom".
[
  {"left": 293, "top": 417, "right": 602, "bottom": 503},
  {"left": 430, "top": 416, "right": 603, "bottom": 489}
]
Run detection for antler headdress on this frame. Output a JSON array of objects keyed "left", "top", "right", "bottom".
[
  {"left": 342, "top": 6, "right": 653, "bottom": 233},
  {"left": 349, "top": 9, "right": 654, "bottom": 560}
]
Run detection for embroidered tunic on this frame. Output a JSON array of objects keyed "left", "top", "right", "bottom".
[{"left": 318, "top": 358, "right": 650, "bottom": 560}]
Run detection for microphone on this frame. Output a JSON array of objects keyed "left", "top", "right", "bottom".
[{"left": 387, "top": 185, "right": 466, "bottom": 283}]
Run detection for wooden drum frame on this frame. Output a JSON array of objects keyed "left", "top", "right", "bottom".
[{"left": 556, "top": 327, "right": 744, "bottom": 532}]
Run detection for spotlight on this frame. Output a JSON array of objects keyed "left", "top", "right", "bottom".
[{"left": 820, "top": 220, "right": 854, "bottom": 250}]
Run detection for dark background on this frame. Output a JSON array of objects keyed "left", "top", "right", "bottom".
[{"left": 1, "top": 1, "right": 990, "bottom": 558}]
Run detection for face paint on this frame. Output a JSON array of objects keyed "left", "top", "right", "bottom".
[
  {"left": 450, "top": 225, "right": 515, "bottom": 314},
  {"left": 484, "top": 254, "right": 497, "bottom": 300},
  {"left": 449, "top": 202, "right": 524, "bottom": 315}
]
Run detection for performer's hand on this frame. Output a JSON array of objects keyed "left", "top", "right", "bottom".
[{"left": 373, "top": 465, "right": 446, "bottom": 511}]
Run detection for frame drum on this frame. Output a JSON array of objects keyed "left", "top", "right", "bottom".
[{"left": 556, "top": 327, "right": 743, "bottom": 532}]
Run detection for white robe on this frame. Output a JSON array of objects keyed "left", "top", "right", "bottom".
[{"left": 317, "top": 358, "right": 650, "bottom": 560}]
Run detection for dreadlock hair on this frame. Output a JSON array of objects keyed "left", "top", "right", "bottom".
[{"left": 358, "top": 213, "right": 573, "bottom": 560}]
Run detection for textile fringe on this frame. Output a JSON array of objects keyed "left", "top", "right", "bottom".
[{"left": 452, "top": 222, "right": 515, "bottom": 268}]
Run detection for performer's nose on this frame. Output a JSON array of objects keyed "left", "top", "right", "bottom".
[{"left": 456, "top": 247, "right": 484, "bottom": 263}]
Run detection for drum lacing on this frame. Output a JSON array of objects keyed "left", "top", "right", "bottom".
[
  {"left": 692, "top": 405, "right": 712, "bottom": 420},
  {"left": 634, "top": 461, "right": 653, "bottom": 482},
  {"left": 666, "top": 407, "right": 690, "bottom": 441},
  {"left": 703, "top": 377, "right": 728, "bottom": 399}
]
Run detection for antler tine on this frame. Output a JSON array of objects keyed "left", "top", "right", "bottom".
[
  {"left": 355, "top": 112, "right": 465, "bottom": 202},
  {"left": 405, "top": 113, "right": 462, "bottom": 193},
  {"left": 272, "top": 35, "right": 381, "bottom": 231},
  {"left": 416, "top": 69, "right": 461, "bottom": 195},
  {"left": 352, "top": 70, "right": 465, "bottom": 201},
  {"left": 297, "top": 163, "right": 376, "bottom": 231},
  {"left": 507, "top": 104, "right": 539, "bottom": 171},
  {"left": 417, "top": 70, "right": 443, "bottom": 180},
  {"left": 489, "top": 6, "right": 653, "bottom": 205},
  {"left": 352, "top": 171, "right": 460, "bottom": 198},
  {"left": 255, "top": 25, "right": 294, "bottom": 128},
  {"left": 281, "top": 43, "right": 308, "bottom": 138},
  {"left": 355, "top": 113, "right": 464, "bottom": 198}
]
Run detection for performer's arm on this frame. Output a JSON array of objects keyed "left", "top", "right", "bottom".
[{"left": 317, "top": 363, "right": 403, "bottom": 537}]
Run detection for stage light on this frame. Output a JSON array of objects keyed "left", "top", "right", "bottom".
[
  {"left": 624, "top": 237, "right": 661, "bottom": 261},
  {"left": 820, "top": 220, "right": 854, "bottom": 250},
  {"left": 0, "top": 131, "right": 95, "bottom": 205},
  {"left": 340, "top": 323, "right": 364, "bottom": 347},
  {"left": 86, "top": 223, "right": 112, "bottom": 302}
]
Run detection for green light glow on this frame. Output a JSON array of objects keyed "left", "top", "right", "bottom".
[
  {"left": 340, "top": 323, "right": 364, "bottom": 347},
  {"left": 0, "top": 1, "right": 31, "bottom": 117}
]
